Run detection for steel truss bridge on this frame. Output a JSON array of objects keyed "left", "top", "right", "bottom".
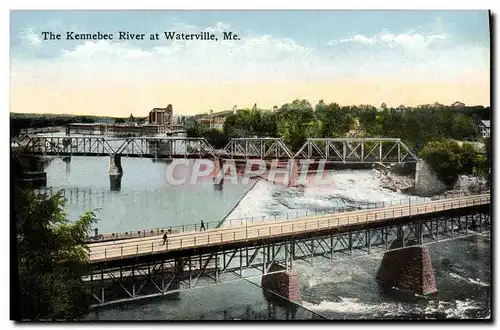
[
  {"left": 294, "top": 138, "right": 417, "bottom": 164},
  {"left": 13, "top": 135, "right": 419, "bottom": 164},
  {"left": 85, "top": 194, "right": 489, "bottom": 307}
]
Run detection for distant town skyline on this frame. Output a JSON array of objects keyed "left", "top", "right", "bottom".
[{"left": 10, "top": 10, "right": 490, "bottom": 116}]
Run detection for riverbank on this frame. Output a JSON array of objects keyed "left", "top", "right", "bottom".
[{"left": 376, "top": 168, "right": 490, "bottom": 199}]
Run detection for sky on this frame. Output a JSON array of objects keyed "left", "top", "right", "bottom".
[{"left": 10, "top": 10, "right": 490, "bottom": 117}]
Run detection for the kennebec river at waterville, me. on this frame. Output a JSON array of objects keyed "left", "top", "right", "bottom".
[{"left": 41, "top": 153, "right": 490, "bottom": 320}]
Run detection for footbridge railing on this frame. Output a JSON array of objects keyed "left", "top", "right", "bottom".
[
  {"left": 87, "top": 194, "right": 490, "bottom": 256},
  {"left": 86, "top": 194, "right": 490, "bottom": 253}
]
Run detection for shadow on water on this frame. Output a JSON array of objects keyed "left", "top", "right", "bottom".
[
  {"left": 87, "top": 279, "right": 326, "bottom": 321},
  {"left": 261, "top": 287, "right": 326, "bottom": 320}
]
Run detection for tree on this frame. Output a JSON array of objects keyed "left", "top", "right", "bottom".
[
  {"left": 202, "top": 128, "right": 230, "bottom": 149},
  {"left": 13, "top": 154, "right": 97, "bottom": 320},
  {"left": 317, "top": 103, "right": 355, "bottom": 137},
  {"left": 185, "top": 121, "right": 208, "bottom": 137},
  {"left": 314, "top": 99, "right": 326, "bottom": 114},
  {"left": 357, "top": 105, "right": 379, "bottom": 136},
  {"left": 451, "top": 114, "right": 476, "bottom": 140},
  {"left": 14, "top": 187, "right": 97, "bottom": 320},
  {"left": 418, "top": 140, "right": 462, "bottom": 185},
  {"left": 484, "top": 137, "right": 491, "bottom": 186},
  {"left": 222, "top": 108, "right": 277, "bottom": 138},
  {"left": 277, "top": 99, "right": 314, "bottom": 151},
  {"left": 114, "top": 118, "right": 125, "bottom": 124},
  {"left": 128, "top": 113, "right": 135, "bottom": 122},
  {"left": 419, "top": 139, "right": 490, "bottom": 186}
]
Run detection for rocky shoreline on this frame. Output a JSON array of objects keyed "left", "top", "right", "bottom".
[{"left": 376, "top": 169, "right": 490, "bottom": 199}]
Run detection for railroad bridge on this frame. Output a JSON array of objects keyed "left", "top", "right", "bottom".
[
  {"left": 85, "top": 194, "right": 490, "bottom": 308},
  {"left": 13, "top": 135, "right": 419, "bottom": 189},
  {"left": 14, "top": 135, "right": 418, "bottom": 163}
]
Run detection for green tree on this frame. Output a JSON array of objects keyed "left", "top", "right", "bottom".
[
  {"left": 314, "top": 99, "right": 326, "bottom": 115},
  {"left": 14, "top": 187, "right": 97, "bottom": 320},
  {"left": 317, "top": 103, "right": 354, "bottom": 137},
  {"left": 201, "top": 128, "right": 230, "bottom": 149},
  {"left": 418, "top": 139, "right": 462, "bottom": 185},
  {"left": 451, "top": 114, "right": 476, "bottom": 140},
  {"left": 484, "top": 137, "right": 491, "bottom": 186},
  {"left": 185, "top": 121, "right": 209, "bottom": 137},
  {"left": 12, "top": 152, "right": 97, "bottom": 320},
  {"left": 419, "top": 139, "right": 490, "bottom": 186},
  {"left": 277, "top": 99, "right": 314, "bottom": 151},
  {"left": 459, "top": 142, "right": 479, "bottom": 174},
  {"left": 357, "top": 105, "right": 379, "bottom": 136}
]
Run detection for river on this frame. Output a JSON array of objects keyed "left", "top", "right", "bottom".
[{"left": 42, "top": 155, "right": 491, "bottom": 320}]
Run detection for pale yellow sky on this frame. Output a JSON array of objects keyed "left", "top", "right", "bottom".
[
  {"left": 10, "top": 11, "right": 490, "bottom": 117},
  {"left": 10, "top": 79, "right": 490, "bottom": 117}
]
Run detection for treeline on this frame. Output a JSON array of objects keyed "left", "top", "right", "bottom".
[
  {"left": 187, "top": 99, "right": 490, "bottom": 152},
  {"left": 187, "top": 99, "right": 490, "bottom": 184},
  {"left": 10, "top": 113, "right": 118, "bottom": 137}
]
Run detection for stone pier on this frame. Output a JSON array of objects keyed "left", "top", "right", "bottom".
[
  {"left": 376, "top": 241, "right": 437, "bottom": 295},
  {"left": 261, "top": 263, "right": 301, "bottom": 302},
  {"left": 109, "top": 155, "right": 123, "bottom": 191},
  {"left": 288, "top": 159, "right": 299, "bottom": 187},
  {"left": 13, "top": 155, "right": 47, "bottom": 188},
  {"left": 213, "top": 157, "right": 224, "bottom": 188}
]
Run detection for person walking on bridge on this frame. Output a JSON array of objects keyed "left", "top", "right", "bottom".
[
  {"left": 200, "top": 220, "right": 206, "bottom": 231},
  {"left": 162, "top": 233, "right": 168, "bottom": 245}
]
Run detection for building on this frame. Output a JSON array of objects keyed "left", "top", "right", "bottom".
[
  {"left": 199, "top": 117, "right": 226, "bottom": 131},
  {"left": 478, "top": 120, "right": 490, "bottom": 139},
  {"left": 211, "top": 117, "right": 226, "bottom": 130},
  {"left": 148, "top": 105, "right": 173, "bottom": 129}
]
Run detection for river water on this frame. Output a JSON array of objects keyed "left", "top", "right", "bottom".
[{"left": 42, "top": 155, "right": 491, "bottom": 320}]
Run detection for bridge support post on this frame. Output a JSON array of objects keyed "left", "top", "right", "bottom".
[
  {"left": 366, "top": 229, "right": 371, "bottom": 254},
  {"left": 465, "top": 215, "right": 469, "bottom": 234},
  {"left": 376, "top": 244, "right": 437, "bottom": 295},
  {"left": 416, "top": 221, "right": 423, "bottom": 245},
  {"left": 478, "top": 213, "right": 482, "bottom": 233},
  {"left": 109, "top": 155, "right": 123, "bottom": 191},
  {"left": 397, "top": 225, "right": 405, "bottom": 247},
  {"left": 170, "top": 257, "right": 183, "bottom": 291},
  {"left": 261, "top": 263, "right": 301, "bottom": 302},
  {"left": 349, "top": 231, "right": 353, "bottom": 257},
  {"left": 14, "top": 155, "right": 47, "bottom": 188}
]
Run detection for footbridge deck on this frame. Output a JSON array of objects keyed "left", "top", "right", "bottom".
[{"left": 88, "top": 194, "right": 489, "bottom": 265}]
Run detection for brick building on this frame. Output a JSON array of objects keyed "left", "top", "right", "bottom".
[{"left": 148, "top": 105, "right": 173, "bottom": 129}]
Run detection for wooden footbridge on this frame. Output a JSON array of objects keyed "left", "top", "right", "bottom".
[
  {"left": 85, "top": 193, "right": 490, "bottom": 307},
  {"left": 88, "top": 194, "right": 489, "bottom": 262}
]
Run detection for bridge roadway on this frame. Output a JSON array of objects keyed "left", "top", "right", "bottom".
[{"left": 88, "top": 194, "right": 490, "bottom": 263}]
